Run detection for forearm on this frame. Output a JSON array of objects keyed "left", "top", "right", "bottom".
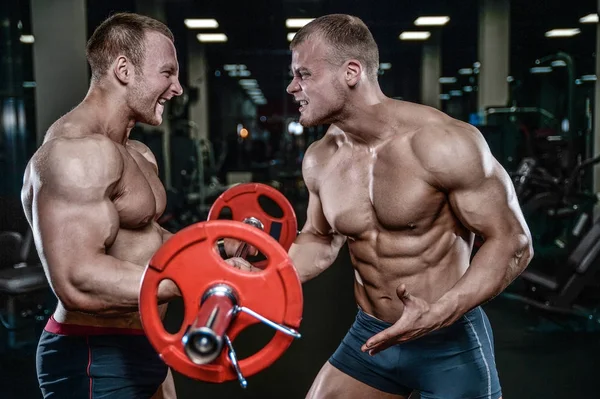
[
  {"left": 288, "top": 232, "right": 345, "bottom": 283},
  {"left": 63, "top": 254, "right": 177, "bottom": 315},
  {"left": 436, "top": 234, "right": 533, "bottom": 324}
]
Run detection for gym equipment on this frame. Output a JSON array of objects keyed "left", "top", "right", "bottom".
[
  {"left": 504, "top": 154, "right": 600, "bottom": 327},
  {"left": 208, "top": 183, "right": 298, "bottom": 251},
  {"left": 512, "top": 153, "right": 600, "bottom": 261},
  {"left": 139, "top": 220, "right": 302, "bottom": 388},
  {"left": 505, "top": 215, "right": 600, "bottom": 325},
  {"left": 0, "top": 229, "right": 53, "bottom": 350}
]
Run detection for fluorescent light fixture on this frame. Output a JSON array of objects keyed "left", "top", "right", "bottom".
[
  {"left": 379, "top": 63, "right": 392, "bottom": 70},
  {"left": 399, "top": 31, "right": 431, "bottom": 40},
  {"left": 551, "top": 60, "right": 567, "bottom": 67},
  {"left": 463, "top": 86, "right": 473, "bottom": 92},
  {"left": 185, "top": 19, "right": 219, "bottom": 28},
  {"left": 458, "top": 68, "right": 473, "bottom": 75},
  {"left": 580, "top": 14, "right": 599, "bottom": 23},
  {"left": 246, "top": 89, "right": 263, "bottom": 95},
  {"left": 224, "top": 64, "right": 247, "bottom": 71},
  {"left": 439, "top": 77, "right": 457, "bottom": 84},
  {"left": 239, "top": 79, "right": 258, "bottom": 87},
  {"left": 239, "top": 70, "right": 251, "bottom": 77},
  {"left": 439, "top": 94, "right": 450, "bottom": 100},
  {"left": 450, "top": 90, "right": 463, "bottom": 97},
  {"left": 19, "top": 35, "right": 34, "bottom": 44},
  {"left": 22, "top": 81, "right": 36, "bottom": 88},
  {"left": 581, "top": 75, "right": 597, "bottom": 81},
  {"left": 197, "top": 33, "right": 227, "bottom": 43},
  {"left": 286, "top": 18, "right": 314, "bottom": 28},
  {"left": 228, "top": 71, "right": 240, "bottom": 77},
  {"left": 530, "top": 66, "right": 553, "bottom": 73},
  {"left": 545, "top": 28, "right": 580, "bottom": 37},
  {"left": 414, "top": 16, "right": 450, "bottom": 26},
  {"left": 287, "top": 32, "right": 296, "bottom": 42}
]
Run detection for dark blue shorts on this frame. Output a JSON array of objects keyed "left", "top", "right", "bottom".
[
  {"left": 329, "top": 307, "right": 502, "bottom": 399},
  {"left": 36, "top": 317, "right": 167, "bottom": 398}
]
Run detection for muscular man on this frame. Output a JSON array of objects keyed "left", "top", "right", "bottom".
[
  {"left": 286, "top": 15, "right": 533, "bottom": 399},
  {"left": 21, "top": 13, "right": 247, "bottom": 399}
]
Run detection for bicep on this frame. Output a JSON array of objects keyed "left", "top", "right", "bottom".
[
  {"left": 31, "top": 143, "right": 122, "bottom": 294},
  {"left": 34, "top": 183, "right": 119, "bottom": 288},
  {"left": 448, "top": 161, "right": 528, "bottom": 239}
]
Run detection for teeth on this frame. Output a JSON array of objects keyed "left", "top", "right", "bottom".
[
  {"left": 300, "top": 101, "right": 308, "bottom": 105},
  {"left": 158, "top": 99, "right": 166, "bottom": 105}
]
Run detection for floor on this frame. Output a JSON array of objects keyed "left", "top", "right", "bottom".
[{"left": 2, "top": 201, "right": 600, "bottom": 398}]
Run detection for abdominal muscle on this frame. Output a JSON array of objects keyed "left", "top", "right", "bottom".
[
  {"left": 349, "top": 223, "right": 472, "bottom": 324},
  {"left": 53, "top": 222, "right": 168, "bottom": 330}
]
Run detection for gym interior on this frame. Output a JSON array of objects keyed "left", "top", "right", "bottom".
[{"left": 1, "top": 0, "right": 600, "bottom": 397}]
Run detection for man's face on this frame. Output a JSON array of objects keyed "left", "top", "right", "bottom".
[
  {"left": 286, "top": 38, "right": 347, "bottom": 127},
  {"left": 128, "top": 31, "right": 183, "bottom": 126}
]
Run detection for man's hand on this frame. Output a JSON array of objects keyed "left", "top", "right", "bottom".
[
  {"left": 224, "top": 257, "right": 262, "bottom": 272},
  {"left": 222, "top": 238, "right": 258, "bottom": 258},
  {"left": 361, "top": 285, "right": 447, "bottom": 356}
]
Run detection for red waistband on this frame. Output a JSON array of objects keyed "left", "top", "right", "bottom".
[{"left": 44, "top": 316, "right": 146, "bottom": 336}]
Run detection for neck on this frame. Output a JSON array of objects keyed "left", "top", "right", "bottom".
[
  {"left": 331, "top": 82, "right": 393, "bottom": 145},
  {"left": 79, "top": 82, "right": 136, "bottom": 145}
]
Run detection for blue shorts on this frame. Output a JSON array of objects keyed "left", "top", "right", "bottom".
[
  {"left": 329, "top": 307, "right": 502, "bottom": 399},
  {"left": 36, "top": 317, "right": 167, "bottom": 398}
]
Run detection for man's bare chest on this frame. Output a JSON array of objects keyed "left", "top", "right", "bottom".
[
  {"left": 113, "top": 148, "right": 166, "bottom": 229},
  {"left": 318, "top": 151, "right": 445, "bottom": 237}
]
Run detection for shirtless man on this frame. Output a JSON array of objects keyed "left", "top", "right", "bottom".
[
  {"left": 286, "top": 15, "right": 533, "bottom": 399},
  {"left": 21, "top": 13, "right": 247, "bottom": 399}
]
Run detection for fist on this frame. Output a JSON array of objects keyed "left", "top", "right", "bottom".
[
  {"left": 223, "top": 238, "right": 258, "bottom": 258},
  {"left": 225, "top": 257, "right": 261, "bottom": 272}
]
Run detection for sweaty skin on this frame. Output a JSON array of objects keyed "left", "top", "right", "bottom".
[
  {"left": 296, "top": 106, "right": 512, "bottom": 323},
  {"left": 286, "top": 34, "right": 531, "bottom": 399},
  {"left": 21, "top": 31, "right": 183, "bottom": 330},
  {"left": 22, "top": 131, "right": 170, "bottom": 328}
]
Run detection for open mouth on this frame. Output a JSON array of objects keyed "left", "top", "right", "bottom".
[{"left": 298, "top": 100, "right": 308, "bottom": 112}]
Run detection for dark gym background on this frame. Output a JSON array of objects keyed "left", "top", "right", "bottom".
[{"left": 2, "top": 0, "right": 600, "bottom": 398}]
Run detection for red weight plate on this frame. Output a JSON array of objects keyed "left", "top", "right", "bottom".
[
  {"left": 139, "top": 220, "right": 303, "bottom": 383},
  {"left": 208, "top": 183, "right": 297, "bottom": 251}
]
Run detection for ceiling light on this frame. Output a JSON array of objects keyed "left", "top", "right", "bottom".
[
  {"left": 551, "top": 60, "right": 567, "bottom": 67},
  {"left": 579, "top": 14, "right": 598, "bottom": 24},
  {"left": 439, "top": 94, "right": 450, "bottom": 100},
  {"left": 458, "top": 68, "right": 473, "bottom": 75},
  {"left": 287, "top": 32, "right": 296, "bottom": 42},
  {"left": 224, "top": 64, "right": 247, "bottom": 71},
  {"left": 581, "top": 75, "right": 597, "bottom": 81},
  {"left": 414, "top": 16, "right": 450, "bottom": 26},
  {"left": 545, "top": 29, "right": 580, "bottom": 38},
  {"left": 439, "top": 77, "right": 457, "bottom": 84},
  {"left": 239, "top": 79, "right": 258, "bottom": 87},
  {"left": 530, "top": 66, "right": 553, "bottom": 74},
  {"left": 286, "top": 18, "right": 314, "bottom": 28},
  {"left": 399, "top": 31, "right": 431, "bottom": 40},
  {"left": 19, "top": 35, "right": 34, "bottom": 44},
  {"left": 197, "top": 33, "right": 227, "bottom": 43},
  {"left": 379, "top": 63, "right": 392, "bottom": 70},
  {"left": 185, "top": 19, "right": 219, "bottom": 29}
]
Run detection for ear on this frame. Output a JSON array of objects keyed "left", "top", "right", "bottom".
[
  {"left": 344, "top": 60, "right": 362, "bottom": 87},
  {"left": 113, "top": 56, "right": 133, "bottom": 84}
]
